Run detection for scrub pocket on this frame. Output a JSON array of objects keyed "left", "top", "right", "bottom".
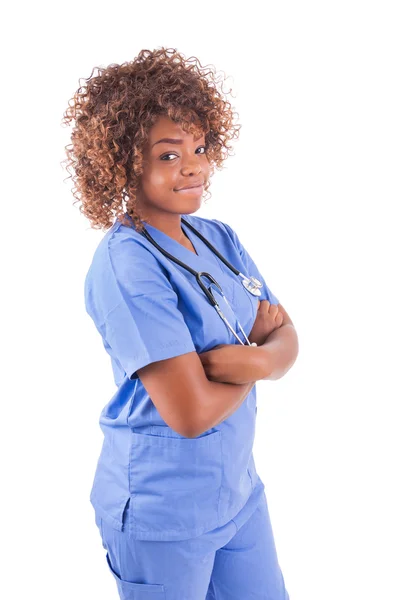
[
  {"left": 128, "top": 428, "right": 223, "bottom": 540},
  {"left": 105, "top": 552, "right": 166, "bottom": 599}
]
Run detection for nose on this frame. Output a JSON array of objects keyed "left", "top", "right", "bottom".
[
  {"left": 181, "top": 163, "right": 202, "bottom": 177},
  {"left": 180, "top": 154, "right": 203, "bottom": 177}
]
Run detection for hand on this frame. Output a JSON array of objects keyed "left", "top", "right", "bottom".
[
  {"left": 248, "top": 300, "right": 284, "bottom": 347},
  {"left": 198, "top": 344, "right": 260, "bottom": 384}
]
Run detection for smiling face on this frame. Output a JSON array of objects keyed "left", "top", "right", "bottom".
[{"left": 135, "top": 114, "right": 211, "bottom": 223}]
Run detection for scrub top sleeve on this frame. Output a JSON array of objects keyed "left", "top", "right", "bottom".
[
  {"left": 105, "top": 238, "right": 196, "bottom": 380},
  {"left": 219, "top": 220, "right": 280, "bottom": 305}
]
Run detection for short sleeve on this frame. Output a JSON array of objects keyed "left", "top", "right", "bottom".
[
  {"left": 104, "top": 235, "right": 196, "bottom": 380},
  {"left": 218, "top": 220, "right": 279, "bottom": 305}
]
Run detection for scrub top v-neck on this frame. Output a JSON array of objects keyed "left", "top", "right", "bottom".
[
  {"left": 180, "top": 221, "right": 199, "bottom": 255},
  {"left": 84, "top": 212, "right": 279, "bottom": 541}
]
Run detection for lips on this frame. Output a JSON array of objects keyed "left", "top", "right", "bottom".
[{"left": 175, "top": 181, "right": 204, "bottom": 191}]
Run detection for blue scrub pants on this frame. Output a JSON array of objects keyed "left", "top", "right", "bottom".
[{"left": 94, "top": 490, "right": 290, "bottom": 599}]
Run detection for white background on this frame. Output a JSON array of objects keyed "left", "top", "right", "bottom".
[{"left": 2, "top": 1, "right": 399, "bottom": 598}]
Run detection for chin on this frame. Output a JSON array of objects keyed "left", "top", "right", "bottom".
[
  {"left": 181, "top": 198, "right": 203, "bottom": 213},
  {"left": 180, "top": 207, "right": 201, "bottom": 217}
]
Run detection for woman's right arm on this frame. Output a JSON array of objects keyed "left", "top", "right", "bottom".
[{"left": 137, "top": 352, "right": 255, "bottom": 439}]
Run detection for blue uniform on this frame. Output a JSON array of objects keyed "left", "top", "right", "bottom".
[{"left": 85, "top": 213, "right": 290, "bottom": 598}]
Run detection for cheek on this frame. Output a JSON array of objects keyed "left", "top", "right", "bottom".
[{"left": 142, "top": 168, "right": 176, "bottom": 194}]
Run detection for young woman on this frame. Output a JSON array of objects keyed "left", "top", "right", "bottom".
[{"left": 62, "top": 47, "right": 298, "bottom": 600}]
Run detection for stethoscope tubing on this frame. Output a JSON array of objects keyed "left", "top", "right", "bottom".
[
  {"left": 181, "top": 218, "right": 241, "bottom": 276},
  {"left": 182, "top": 219, "right": 262, "bottom": 295},
  {"left": 139, "top": 219, "right": 261, "bottom": 346}
]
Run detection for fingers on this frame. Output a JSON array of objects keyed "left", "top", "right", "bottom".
[
  {"left": 259, "top": 300, "right": 283, "bottom": 326},
  {"left": 259, "top": 300, "right": 270, "bottom": 313},
  {"left": 260, "top": 300, "right": 277, "bottom": 317},
  {"left": 268, "top": 303, "right": 281, "bottom": 320}
]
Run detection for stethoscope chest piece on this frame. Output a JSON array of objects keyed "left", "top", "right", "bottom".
[
  {"left": 140, "top": 219, "right": 265, "bottom": 344},
  {"left": 241, "top": 277, "right": 262, "bottom": 296}
]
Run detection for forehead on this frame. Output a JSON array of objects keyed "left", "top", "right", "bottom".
[{"left": 148, "top": 115, "right": 204, "bottom": 141}]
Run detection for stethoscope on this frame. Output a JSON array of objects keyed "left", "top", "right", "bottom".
[{"left": 139, "top": 218, "right": 263, "bottom": 346}]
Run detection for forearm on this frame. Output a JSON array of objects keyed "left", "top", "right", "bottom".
[
  {"left": 255, "top": 324, "right": 299, "bottom": 380},
  {"left": 190, "top": 379, "right": 256, "bottom": 437}
]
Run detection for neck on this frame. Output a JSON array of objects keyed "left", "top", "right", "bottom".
[{"left": 142, "top": 211, "right": 185, "bottom": 243}]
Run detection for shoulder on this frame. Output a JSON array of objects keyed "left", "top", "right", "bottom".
[
  {"left": 109, "top": 216, "right": 155, "bottom": 250},
  {"left": 184, "top": 213, "right": 238, "bottom": 243},
  {"left": 84, "top": 219, "right": 173, "bottom": 322},
  {"left": 89, "top": 218, "right": 161, "bottom": 272},
  {"left": 84, "top": 219, "right": 161, "bottom": 294},
  {"left": 185, "top": 214, "right": 242, "bottom": 255},
  {"left": 184, "top": 213, "right": 227, "bottom": 230}
]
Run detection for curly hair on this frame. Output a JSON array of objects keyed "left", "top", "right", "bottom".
[{"left": 61, "top": 47, "right": 242, "bottom": 233}]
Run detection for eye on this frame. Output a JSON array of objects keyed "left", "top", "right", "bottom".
[{"left": 160, "top": 146, "right": 207, "bottom": 161}]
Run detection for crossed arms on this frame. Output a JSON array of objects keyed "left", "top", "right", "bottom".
[
  {"left": 198, "top": 300, "right": 299, "bottom": 385},
  {"left": 137, "top": 300, "right": 299, "bottom": 437}
]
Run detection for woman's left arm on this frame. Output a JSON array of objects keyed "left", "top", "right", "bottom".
[
  {"left": 254, "top": 303, "right": 299, "bottom": 380},
  {"left": 198, "top": 303, "right": 299, "bottom": 384}
]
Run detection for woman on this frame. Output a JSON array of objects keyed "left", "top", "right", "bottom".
[{"left": 62, "top": 47, "right": 298, "bottom": 600}]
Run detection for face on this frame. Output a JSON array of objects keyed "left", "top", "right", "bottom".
[{"left": 135, "top": 115, "right": 211, "bottom": 222}]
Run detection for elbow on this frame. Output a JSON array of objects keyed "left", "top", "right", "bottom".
[
  {"left": 182, "top": 428, "right": 205, "bottom": 439},
  {"left": 177, "top": 422, "right": 205, "bottom": 439},
  {"left": 182, "top": 414, "right": 216, "bottom": 439},
  {"left": 181, "top": 430, "right": 207, "bottom": 439},
  {"left": 160, "top": 382, "right": 214, "bottom": 439},
  {"left": 175, "top": 417, "right": 210, "bottom": 439},
  {"left": 166, "top": 417, "right": 204, "bottom": 440},
  {"left": 172, "top": 424, "right": 196, "bottom": 439},
  {"left": 181, "top": 430, "right": 199, "bottom": 439}
]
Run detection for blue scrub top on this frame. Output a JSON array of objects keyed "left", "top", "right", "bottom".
[{"left": 84, "top": 213, "right": 279, "bottom": 541}]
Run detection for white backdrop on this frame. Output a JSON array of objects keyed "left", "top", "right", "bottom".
[{"left": 2, "top": 1, "right": 399, "bottom": 599}]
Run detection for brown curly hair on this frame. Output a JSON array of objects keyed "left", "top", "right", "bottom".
[{"left": 61, "top": 47, "right": 242, "bottom": 233}]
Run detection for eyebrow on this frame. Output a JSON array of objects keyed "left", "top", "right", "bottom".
[
  {"left": 152, "top": 138, "right": 183, "bottom": 148},
  {"left": 152, "top": 137, "right": 204, "bottom": 148}
]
